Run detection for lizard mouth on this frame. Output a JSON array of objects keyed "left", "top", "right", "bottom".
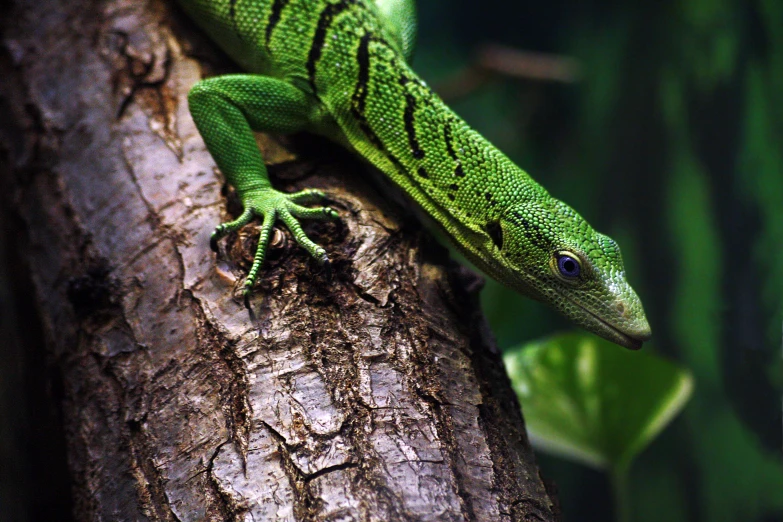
[
  {"left": 576, "top": 303, "right": 649, "bottom": 350},
  {"left": 550, "top": 289, "right": 650, "bottom": 350}
]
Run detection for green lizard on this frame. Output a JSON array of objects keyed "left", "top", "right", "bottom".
[{"left": 179, "top": 0, "right": 652, "bottom": 349}]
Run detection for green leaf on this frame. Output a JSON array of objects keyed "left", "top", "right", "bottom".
[{"left": 504, "top": 333, "right": 693, "bottom": 472}]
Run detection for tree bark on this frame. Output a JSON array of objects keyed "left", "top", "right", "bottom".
[{"left": 0, "top": 0, "right": 559, "bottom": 520}]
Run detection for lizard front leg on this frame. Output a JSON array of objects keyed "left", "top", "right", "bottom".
[{"left": 188, "top": 75, "right": 338, "bottom": 302}]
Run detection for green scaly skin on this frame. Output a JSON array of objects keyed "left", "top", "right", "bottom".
[{"left": 180, "top": 0, "right": 652, "bottom": 349}]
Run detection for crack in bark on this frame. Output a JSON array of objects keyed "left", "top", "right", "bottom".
[
  {"left": 86, "top": 339, "right": 183, "bottom": 522},
  {"left": 282, "top": 263, "right": 421, "bottom": 520},
  {"left": 120, "top": 144, "right": 163, "bottom": 230},
  {"left": 126, "top": 417, "right": 185, "bottom": 522},
  {"left": 205, "top": 440, "right": 246, "bottom": 522},
  {"left": 386, "top": 273, "right": 480, "bottom": 521},
  {"left": 411, "top": 375, "right": 478, "bottom": 522},
  {"left": 189, "top": 293, "right": 252, "bottom": 467},
  {"left": 260, "top": 420, "right": 324, "bottom": 519}
]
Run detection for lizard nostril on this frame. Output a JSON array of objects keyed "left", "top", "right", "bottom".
[{"left": 616, "top": 303, "right": 626, "bottom": 316}]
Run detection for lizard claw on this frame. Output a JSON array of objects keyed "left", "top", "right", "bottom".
[
  {"left": 243, "top": 285, "right": 257, "bottom": 322},
  {"left": 214, "top": 188, "right": 338, "bottom": 303}
]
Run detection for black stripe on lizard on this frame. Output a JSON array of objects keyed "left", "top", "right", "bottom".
[
  {"left": 351, "top": 32, "right": 385, "bottom": 149},
  {"left": 399, "top": 76, "right": 425, "bottom": 160},
  {"left": 443, "top": 118, "right": 465, "bottom": 177},
  {"left": 229, "top": 0, "right": 244, "bottom": 41},
  {"left": 348, "top": 29, "right": 437, "bottom": 188},
  {"left": 509, "top": 211, "right": 550, "bottom": 249},
  {"left": 265, "top": 0, "right": 289, "bottom": 47},
  {"left": 307, "top": 0, "right": 356, "bottom": 95},
  {"left": 347, "top": 30, "right": 416, "bottom": 181}
]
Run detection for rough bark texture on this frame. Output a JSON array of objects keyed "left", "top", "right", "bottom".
[{"left": 0, "top": 0, "right": 559, "bottom": 520}]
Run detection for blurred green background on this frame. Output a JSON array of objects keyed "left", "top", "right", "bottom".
[{"left": 412, "top": 0, "right": 782, "bottom": 520}]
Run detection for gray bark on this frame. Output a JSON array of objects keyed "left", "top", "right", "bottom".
[{"left": 0, "top": 0, "right": 559, "bottom": 520}]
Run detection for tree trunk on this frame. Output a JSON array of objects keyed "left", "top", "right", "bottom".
[{"left": 0, "top": 0, "right": 559, "bottom": 520}]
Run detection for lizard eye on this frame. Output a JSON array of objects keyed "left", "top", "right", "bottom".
[{"left": 555, "top": 252, "right": 581, "bottom": 279}]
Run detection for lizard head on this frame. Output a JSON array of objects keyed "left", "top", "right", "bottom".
[{"left": 486, "top": 198, "right": 651, "bottom": 349}]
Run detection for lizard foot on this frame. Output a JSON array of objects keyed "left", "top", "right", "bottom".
[{"left": 209, "top": 188, "right": 338, "bottom": 300}]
